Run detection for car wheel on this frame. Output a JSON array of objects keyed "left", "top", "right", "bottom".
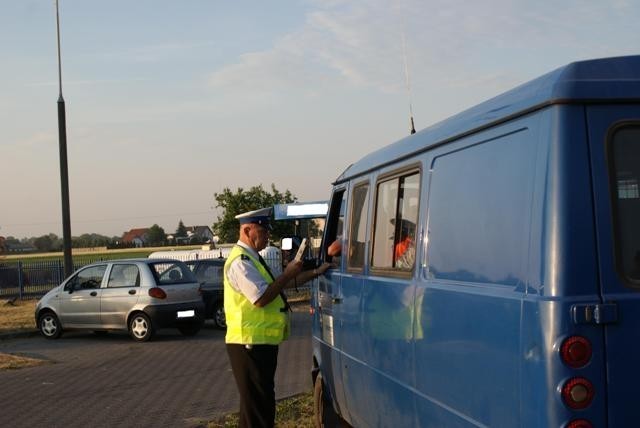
[
  {"left": 128, "top": 313, "right": 154, "bottom": 342},
  {"left": 313, "top": 372, "right": 342, "bottom": 428},
  {"left": 38, "top": 312, "right": 62, "bottom": 339},
  {"left": 213, "top": 302, "right": 226, "bottom": 329}
]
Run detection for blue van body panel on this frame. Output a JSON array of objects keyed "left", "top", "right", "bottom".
[{"left": 313, "top": 56, "right": 640, "bottom": 427}]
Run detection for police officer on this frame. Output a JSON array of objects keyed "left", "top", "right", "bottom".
[{"left": 224, "top": 207, "right": 330, "bottom": 428}]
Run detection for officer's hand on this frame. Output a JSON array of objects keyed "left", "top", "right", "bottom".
[
  {"left": 316, "top": 262, "right": 332, "bottom": 275},
  {"left": 284, "top": 259, "right": 303, "bottom": 277}
]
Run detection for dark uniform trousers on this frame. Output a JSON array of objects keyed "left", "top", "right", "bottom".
[{"left": 226, "top": 343, "right": 279, "bottom": 428}]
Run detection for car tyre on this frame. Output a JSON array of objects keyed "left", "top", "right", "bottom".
[
  {"left": 38, "top": 312, "right": 62, "bottom": 339},
  {"left": 213, "top": 302, "right": 226, "bottom": 329},
  {"left": 128, "top": 313, "right": 154, "bottom": 342},
  {"left": 313, "top": 372, "right": 342, "bottom": 428}
]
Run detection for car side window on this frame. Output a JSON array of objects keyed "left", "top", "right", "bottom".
[
  {"left": 196, "top": 264, "right": 223, "bottom": 285},
  {"left": 66, "top": 265, "right": 107, "bottom": 291},
  {"left": 108, "top": 264, "right": 140, "bottom": 288}
]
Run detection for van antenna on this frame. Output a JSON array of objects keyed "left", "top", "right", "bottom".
[{"left": 401, "top": 27, "right": 416, "bottom": 135}]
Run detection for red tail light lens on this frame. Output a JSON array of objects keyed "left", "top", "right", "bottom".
[
  {"left": 561, "top": 336, "right": 592, "bottom": 368},
  {"left": 565, "top": 419, "right": 593, "bottom": 428},
  {"left": 562, "top": 377, "right": 594, "bottom": 409},
  {"left": 148, "top": 287, "right": 167, "bottom": 299}
]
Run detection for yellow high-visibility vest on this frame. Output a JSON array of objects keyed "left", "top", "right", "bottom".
[{"left": 224, "top": 245, "right": 289, "bottom": 344}]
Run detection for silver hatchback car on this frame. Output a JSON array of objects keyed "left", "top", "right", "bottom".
[{"left": 35, "top": 258, "right": 205, "bottom": 342}]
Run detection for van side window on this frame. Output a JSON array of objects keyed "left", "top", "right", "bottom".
[
  {"left": 324, "top": 189, "right": 347, "bottom": 266},
  {"left": 609, "top": 126, "right": 640, "bottom": 283},
  {"left": 427, "top": 133, "right": 535, "bottom": 285},
  {"left": 372, "top": 172, "right": 420, "bottom": 270},
  {"left": 348, "top": 183, "right": 369, "bottom": 270}
]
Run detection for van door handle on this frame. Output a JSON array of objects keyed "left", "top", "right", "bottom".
[
  {"left": 128, "top": 290, "right": 136, "bottom": 295},
  {"left": 332, "top": 297, "right": 343, "bottom": 304},
  {"left": 90, "top": 291, "right": 97, "bottom": 296}
]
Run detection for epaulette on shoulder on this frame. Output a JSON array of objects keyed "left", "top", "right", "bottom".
[{"left": 240, "top": 254, "right": 250, "bottom": 260}]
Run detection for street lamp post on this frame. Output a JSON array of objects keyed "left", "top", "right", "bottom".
[{"left": 55, "top": 0, "right": 73, "bottom": 277}]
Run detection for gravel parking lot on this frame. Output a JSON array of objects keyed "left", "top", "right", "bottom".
[{"left": 0, "top": 307, "right": 312, "bottom": 427}]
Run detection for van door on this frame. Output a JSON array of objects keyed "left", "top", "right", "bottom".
[
  {"left": 587, "top": 105, "right": 640, "bottom": 426},
  {"left": 315, "top": 188, "right": 349, "bottom": 416}
]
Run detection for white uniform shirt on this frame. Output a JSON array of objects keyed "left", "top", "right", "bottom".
[{"left": 226, "top": 241, "right": 272, "bottom": 304}]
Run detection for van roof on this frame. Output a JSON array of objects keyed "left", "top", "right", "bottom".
[{"left": 336, "top": 55, "right": 640, "bottom": 183}]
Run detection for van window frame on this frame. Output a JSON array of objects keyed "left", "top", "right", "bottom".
[
  {"left": 369, "top": 164, "right": 422, "bottom": 278},
  {"left": 322, "top": 187, "right": 348, "bottom": 267},
  {"left": 606, "top": 121, "right": 640, "bottom": 287},
  {"left": 346, "top": 180, "right": 371, "bottom": 273}
]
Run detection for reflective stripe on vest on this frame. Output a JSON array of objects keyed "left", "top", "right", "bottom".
[{"left": 224, "top": 245, "right": 289, "bottom": 344}]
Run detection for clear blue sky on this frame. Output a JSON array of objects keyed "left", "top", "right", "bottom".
[{"left": 1, "top": 0, "right": 639, "bottom": 238}]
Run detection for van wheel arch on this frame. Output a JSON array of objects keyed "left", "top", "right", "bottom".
[{"left": 313, "top": 372, "right": 344, "bottom": 428}]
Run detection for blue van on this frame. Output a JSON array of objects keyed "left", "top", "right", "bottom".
[{"left": 311, "top": 56, "right": 640, "bottom": 428}]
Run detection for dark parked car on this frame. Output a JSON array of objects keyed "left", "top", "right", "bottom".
[
  {"left": 185, "top": 258, "right": 226, "bottom": 328},
  {"left": 35, "top": 259, "right": 205, "bottom": 342}
]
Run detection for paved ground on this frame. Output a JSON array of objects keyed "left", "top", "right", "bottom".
[{"left": 0, "top": 308, "right": 312, "bottom": 427}]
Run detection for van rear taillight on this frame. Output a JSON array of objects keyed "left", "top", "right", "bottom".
[
  {"left": 565, "top": 419, "right": 593, "bottom": 428},
  {"left": 148, "top": 287, "right": 167, "bottom": 299},
  {"left": 561, "top": 336, "right": 592, "bottom": 368},
  {"left": 561, "top": 377, "right": 594, "bottom": 410}
]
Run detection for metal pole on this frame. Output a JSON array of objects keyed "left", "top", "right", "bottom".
[{"left": 56, "top": 0, "right": 73, "bottom": 277}]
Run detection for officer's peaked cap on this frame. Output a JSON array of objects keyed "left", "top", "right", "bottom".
[{"left": 236, "top": 207, "right": 273, "bottom": 230}]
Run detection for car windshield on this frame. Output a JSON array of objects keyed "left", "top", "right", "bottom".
[{"left": 151, "top": 261, "right": 197, "bottom": 285}]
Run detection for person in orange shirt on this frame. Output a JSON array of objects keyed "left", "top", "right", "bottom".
[
  {"left": 394, "top": 234, "right": 412, "bottom": 262},
  {"left": 393, "top": 221, "right": 415, "bottom": 268}
]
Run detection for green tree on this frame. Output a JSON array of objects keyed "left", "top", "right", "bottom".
[
  {"left": 175, "top": 220, "right": 188, "bottom": 238},
  {"left": 213, "top": 184, "right": 297, "bottom": 243},
  {"left": 73, "top": 233, "right": 114, "bottom": 248},
  {"left": 147, "top": 224, "right": 166, "bottom": 246},
  {"left": 33, "top": 234, "right": 62, "bottom": 252}
]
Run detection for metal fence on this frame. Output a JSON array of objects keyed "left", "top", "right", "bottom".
[
  {"left": 0, "top": 258, "right": 108, "bottom": 300},
  {"left": 0, "top": 250, "right": 310, "bottom": 301}
]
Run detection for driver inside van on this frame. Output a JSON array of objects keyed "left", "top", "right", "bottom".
[{"left": 394, "top": 221, "right": 415, "bottom": 269}]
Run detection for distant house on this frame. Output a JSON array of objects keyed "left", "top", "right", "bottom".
[
  {"left": 186, "top": 226, "right": 214, "bottom": 243},
  {"left": 121, "top": 228, "right": 150, "bottom": 247},
  {"left": 4, "top": 242, "right": 36, "bottom": 253},
  {"left": 168, "top": 225, "right": 214, "bottom": 245}
]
